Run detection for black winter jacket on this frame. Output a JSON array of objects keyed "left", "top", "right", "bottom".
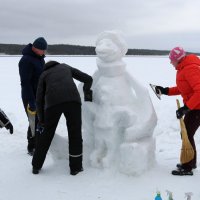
[
  {"left": 36, "top": 61, "right": 93, "bottom": 123},
  {"left": 18, "top": 44, "right": 45, "bottom": 110}
]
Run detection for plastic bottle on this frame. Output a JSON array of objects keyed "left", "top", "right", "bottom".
[
  {"left": 166, "top": 190, "right": 173, "bottom": 200},
  {"left": 185, "top": 192, "right": 193, "bottom": 200},
  {"left": 155, "top": 191, "right": 162, "bottom": 200}
]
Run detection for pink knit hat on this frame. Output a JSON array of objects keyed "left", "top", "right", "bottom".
[{"left": 169, "top": 47, "right": 186, "bottom": 62}]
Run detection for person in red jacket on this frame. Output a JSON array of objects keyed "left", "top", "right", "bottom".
[{"left": 155, "top": 47, "right": 200, "bottom": 176}]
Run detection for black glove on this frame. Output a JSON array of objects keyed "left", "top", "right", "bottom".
[
  {"left": 176, "top": 105, "right": 190, "bottom": 119},
  {"left": 84, "top": 90, "right": 93, "bottom": 102},
  {"left": 0, "top": 109, "right": 13, "bottom": 134},
  {"left": 155, "top": 86, "right": 169, "bottom": 95},
  {"left": 36, "top": 123, "right": 44, "bottom": 134},
  {"left": 5, "top": 122, "right": 13, "bottom": 134}
]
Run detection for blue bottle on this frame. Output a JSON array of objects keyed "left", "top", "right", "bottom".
[{"left": 155, "top": 191, "right": 162, "bottom": 200}]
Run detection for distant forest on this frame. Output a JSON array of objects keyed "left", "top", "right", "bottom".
[{"left": 0, "top": 43, "right": 198, "bottom": 56}]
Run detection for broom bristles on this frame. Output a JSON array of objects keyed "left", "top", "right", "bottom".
[
  {"left": 180, "top": 139, "right": 195, "bottom": 163},
  {"left": 176, "top": 99, "right": 195, "bottom": 164},
  {"left": 181, "top": 149, "right": 195, "bottom": 164}
]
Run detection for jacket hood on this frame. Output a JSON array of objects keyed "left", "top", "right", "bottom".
[
  {"left": 176, "top": 54, "right": 200, "bottom": 70},
  {"left": 44, "top": 61, "right": 60, "bottom": 70},
  {"left": 22, "top": 43, "right": 45, "bottom": 59}
]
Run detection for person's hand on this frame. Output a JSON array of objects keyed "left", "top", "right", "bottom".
[
  {"left": 176, "top": 105, "right": 190, "bottom": 119},
  {"left": 36, "top": 123, "right": 44, "bottom": 134},
  {"left": 5, "top": 122, "right": 13, "bottom": 134},
  {"left": 155, "top": 86, "right": 169, "bottom": 95},
  {"left": 84, "top": 90, "right": 93, "bottom": 102}
]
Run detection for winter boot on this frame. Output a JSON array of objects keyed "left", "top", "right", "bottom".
[
  {"left": 70, "top": 167, "right": 83, "bottom": 176},
  {"left": 27, "top": 138, "right": 35, "bottom": 156},
  {"left": 27, "top": 146, "right": 35, "bottom": 156},
  {"left": 69, "top": 154, "right": 83, "bottom": 175},
  {"left": 32, "top": 167, "right": 41, "bottom": 174},
  {"left": 172, "top": 168, "right": 193, "bottom": 176}
]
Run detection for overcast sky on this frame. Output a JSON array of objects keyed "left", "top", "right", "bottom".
[{"left": 1, "top": 0, "right": 200, "bottom": 52}]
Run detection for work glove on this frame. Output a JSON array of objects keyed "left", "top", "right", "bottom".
[
  {"left": 27, "top": 104, "right": 36, "bottom": 115},
  {"left": 176, "top": 105, "right": 190, "bottom": 119},
  {"left": 27, "top": 102, "right": 36, "bottom": 113},
  {"left": 155, "top": 86, "right": 169, "bottom": 95},
  {"left": 36, "top": 123, "right": 44, "bottom": 135},
  {"left": 84, "top": 90, "right": 93, "bottom": 102},
  {"left": 5, "top": 122, "right": 13, "bottom": 134}
]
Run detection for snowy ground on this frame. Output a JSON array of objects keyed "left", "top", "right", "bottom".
[{"left": 0, "top": 56, "right": 200, "bottom": 200}]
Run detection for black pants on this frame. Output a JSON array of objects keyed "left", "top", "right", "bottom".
[
  {"left": 22, "top": 98, "right": 38, "bottom": 150},
  {"left": 32, "top": 102, "right": 83, "bottom": 171},
  {"left": 182, "top": 110, "right": 200, "bottom": 170}
]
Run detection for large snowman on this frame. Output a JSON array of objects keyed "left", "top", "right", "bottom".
[{"left": 81, "top": 30, "right": 157, "bottom": 175}]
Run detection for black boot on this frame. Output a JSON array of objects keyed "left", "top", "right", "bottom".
[
  {"left": 69, "top": 155, "right": 83, "bottom": 175},
  {"left": 70, "top": 168, "right": 83, "bottom": 176},
  {"left": 27, "top": 146, "right": 35, "bottom": 156},
  {"left": 27, "top": 138, "right": 35, "bottom": 156},
  {"left": 172, "top": 168, "right": 193, "bottom": 176},
  {"left": 32, "top": 167, "right": 41, "bottom": 175}
]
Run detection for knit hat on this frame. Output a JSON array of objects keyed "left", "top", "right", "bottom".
[
  {"left": 169, "top": 47, "right": 186, "bottom": 62},
  {"left": 33, "top": 37, "right": 48, "bottom": 50}
]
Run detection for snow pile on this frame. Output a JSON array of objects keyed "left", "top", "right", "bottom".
[{"left": 80, "top": 30, "right": 157, "bottom": 175}]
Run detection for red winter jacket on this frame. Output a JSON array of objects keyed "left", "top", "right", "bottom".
[{"left": 168, "top": 54, "right": 200, "bottom": 109}]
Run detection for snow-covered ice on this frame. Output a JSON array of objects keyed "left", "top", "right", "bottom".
[{"left": 0, "top": 55, "right": 200, "bottom": 200}]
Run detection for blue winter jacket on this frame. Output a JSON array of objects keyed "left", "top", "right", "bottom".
[{"left": 18, "top": 44, "right": 45, "bottom": 110}]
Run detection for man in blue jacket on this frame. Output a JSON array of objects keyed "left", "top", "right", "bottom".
[{"left": 18, "top": 37, "right": 47, "bottom": 155}]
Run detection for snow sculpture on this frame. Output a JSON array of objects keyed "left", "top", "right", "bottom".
[{"left": 81, "top": 30, "right": 157, "bottom": 175}]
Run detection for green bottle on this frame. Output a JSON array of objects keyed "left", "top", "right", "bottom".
[{"left": 155, "top": 191, "right": 162, "bottom": 200}]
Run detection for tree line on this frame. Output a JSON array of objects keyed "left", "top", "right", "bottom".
[{"left": 0, "top": 44, "right": 198, "bottom": 56}]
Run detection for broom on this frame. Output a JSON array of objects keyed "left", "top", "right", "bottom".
[{"left": 176, "top": 99, "right": 194, "bottom": 164}]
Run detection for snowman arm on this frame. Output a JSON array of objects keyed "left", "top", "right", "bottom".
[
  {"left": 124, "top": 114, "right": 157, "bottom": 142},
  {"left": 125, "top": 72, "right": 148, "bottom": 95},
  {"left": 125, "top": 125, "right": 150, "bottom": 142},
  {"left": 113, "top": 108, "right": 136, "bottom": 127}
]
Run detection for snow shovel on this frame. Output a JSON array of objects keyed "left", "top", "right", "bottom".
[
  {"left": 176, "top": 99, "right": 194, "bottom": 164},
  {"left": 27, "top": 104, "right": 36, "bottom": 137},
  {"left": 149, "top": 84, "right": 161, "bottom": 100}
]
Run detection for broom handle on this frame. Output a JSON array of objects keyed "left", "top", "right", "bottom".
[
  {"left": 176, "top": 99, "right": 188, "bottom": 141},
  {"left": 176, "top": 99, "right": 181, "bottom": 109}
]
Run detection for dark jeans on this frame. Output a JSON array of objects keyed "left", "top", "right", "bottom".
[
  {"left": 22, "top": 98, "right": 38, "bottom": 150},
  {"left": 182, "top": 110, "right": 200, "bottom": 170},
  {"left": 32, "top": 102, "right": 83, "bottom": 171}
]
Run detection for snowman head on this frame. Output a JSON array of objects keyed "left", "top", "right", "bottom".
[{"left": 95, "top": 30, "right": 128, "bottom": 62}]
